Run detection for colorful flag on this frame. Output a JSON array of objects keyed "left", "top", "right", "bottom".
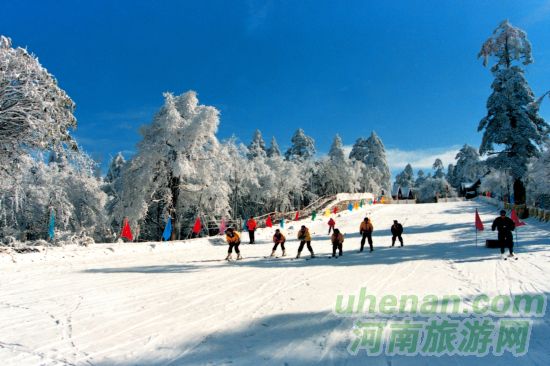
[
  {"left": 360, "top": 199, "right": 364, "bottom": 208},
  {"left": 311, "top": 210, "right": 317, "bottom": 221},
  {"left": 265, "top": 216, "right": 273, "bottom": 228},
  {"left": 348, "top": 203, "right": 353, "bottom": 211},
  {"left": 192, "top": 217, "right": 202, "bottom": 234},
  {"left": 332, "top": 206, "right": 338, "bottom": 214},
  {"left": 121, "top": 218, "right": 133, "bottom": 241},
  {"left": 511, "top": 209, "right": 526, "bottom": 227},
  {"left": 475, "top": 209, "right": 484, "bottom": 231},
  {"left": 280, "top": 218, "right": 285, "bottom": 228},
  {"left": 353, "top": 202, "right": 359, "bottom": 210},
  {"left": 324, "top": 209, "right": 330, "bottom": 217},
  {"left": 162, "top": 216, "right": 172, "bottom": 241},
  {"left": 48, "top": 210, "right": 55, "bottom": 240},
  {"left": 295, "top": 211, "right": 300, "bottom": 220}
]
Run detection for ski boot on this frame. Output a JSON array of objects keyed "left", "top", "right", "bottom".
[
  {"left": 310, "top": 253, "right": 315, "bottom": 259},
  {"left": 270, "top": 250, "right": 276, "bottom": 257},
  {"left": 296, "top": 252, "right": 301, "bottom": 259},
  {"left": 282, "top": 250, "right": 286, "bottom": 257},
  {"left": 237, "top": 253, "right": 243, "bottom": 260},
  {"left": 225, "top": 253, "right": 232, "bottom": 260}
]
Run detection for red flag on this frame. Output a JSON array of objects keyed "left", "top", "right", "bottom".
[
  {"left": 265, "top": 216, "right": 273, "bottom": 228},
  {"left": 192, "top": 217, "right": 202, "bottom": 234},
  {"left": 475, "top": 209, "right": 484, "bottom": 231},
  {"left": 295, "top": 211, "right": 300, "bottom": 221},
  {"left": 511, "top": 209, "right": 526, "bottom": 227},
  {"left": 121, "top": 218, "right": 134, "bottom": 241},
  {"left": 332, "top": 206, "right": 338, "bottom": 214}
]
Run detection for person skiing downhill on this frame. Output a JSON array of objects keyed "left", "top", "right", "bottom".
[
  {"left": 391, "top": 220, "right": 404, "bottom": 247},
  {"left": 331, "top": 228, "right": 344, "bottom": 257},
  {"left": 246, "top": 216, "right": 257, "bottom": 244},
  {"left": 492, "top": 210, "right": 515, "bottom": 257},
  {"left": 359, "top": 217, "right": 374, "bottom": 252},
  {"left": 225, "top": 227, "right": 242, "bottom": 260},
  {"left": 296, "top": 225, "right": 315, "bottom": 258},
  {"left": 328, "top": 217, "right": 336, "bottom": 234},
  {"left": 270, "top": 229, "right": 286, "bottom": 257}
]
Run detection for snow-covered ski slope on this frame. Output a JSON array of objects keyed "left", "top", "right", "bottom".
[{"left": 1, "top": 200, "right": 550, "bottom": 366}]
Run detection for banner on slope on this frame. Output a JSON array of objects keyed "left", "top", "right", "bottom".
[
  {"left": 192, "top": 217, "right": 202, "bottom": 235},
  {"left": 162, "top": 216, "right": 172, "bottom": 241}
]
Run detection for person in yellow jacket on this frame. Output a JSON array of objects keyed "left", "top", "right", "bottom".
[
  {"left": 331, "top": 228, "right": 344, "bottom": 257},
  {"left": 296, "top": 225, "right": 315, "bottom": 258},
  {"left": 270, "top": 229, "right": 286, "bottom": 257},
  {"left": 359, "top": 217, "right": 374, "bottom": 252},
  {"left": 225, "top": 227, "right": 242, "bottom": 260}
]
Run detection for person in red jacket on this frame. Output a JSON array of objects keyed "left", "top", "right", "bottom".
[
  {"left": 246, "top": 216, "right": 257, "bottom": 244},
  {"left": 328, "top": 217, "right": 336, "bottom": 234}
]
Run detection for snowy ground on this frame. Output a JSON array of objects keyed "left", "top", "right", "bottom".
[{"left": 1, "top": 200, "right": 550, "bottom": 365}]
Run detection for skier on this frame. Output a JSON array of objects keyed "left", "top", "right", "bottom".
[
  {"left": 359, "top": 217, "right": 374, "bottom": 252},
  {"left": 296, "top": 225, "right": 315, "bottom": 258},
  {"left": 225, "top": 227, "right": 242, "bottom": 260},
  {"left": 246, "top": 216, "right": 257, "bottom": 244},
  {"left": 492, "top": 210, "right": 515, "bottom": 258},
  {"left": 328, "top": 217, "right": 336, "bottom": 234},
  {"left": 331, "top": 228, "right": 344, "bottom": 257},
  {"left": 390, "top": 220, "right": 404, "bottom": 247},
  {"left": 270, "top": 229, "right": 286, "bottom": 257}
]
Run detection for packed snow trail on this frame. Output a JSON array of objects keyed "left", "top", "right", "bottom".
[{"left": 1, "top": 200, "right": 550, "bottom": 365}]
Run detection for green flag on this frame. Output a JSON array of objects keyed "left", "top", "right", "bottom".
[{"left": 312, "top": 210, "right": 317, "bottom": 221}]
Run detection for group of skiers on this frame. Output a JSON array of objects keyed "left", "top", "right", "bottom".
[
  {"left": 223, "top": 210, "right": 517, "bottom": 260},
  {"left": 223, "top": 215, "right": 405, "bottom": 260}
]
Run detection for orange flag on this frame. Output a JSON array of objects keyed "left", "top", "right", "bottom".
[{"left": 511, "top": 209, "right": 526, "bottom": 227}]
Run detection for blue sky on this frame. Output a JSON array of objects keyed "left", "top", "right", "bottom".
[{"left": 3, "top": 0, "right": 550, "bottom": 174}]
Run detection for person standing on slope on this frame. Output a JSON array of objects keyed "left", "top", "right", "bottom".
[
  {"left": 331, "top": 228, "right": 344, "bottom": 257},
  {"left": 296, "top": 225, "right": 315, "bottom": 258},
  {"left": 270, "top": 229, "right": 286, "bottom": 257},
  {"left": 225, "top": 227, "right": 242, "bottom": 260},
  {"left": 359, "top": 217, "right": 374, "bottom": 252},
  {"left": 246, "top": 216, "right": 257, "bottom": 244},
  {"left": 492, "top": 210, "right": 515, "bottom": 258},
  {"left": 390, "top": 220, "right": 404, "bottom": 247},
  {"left": 328, "top": 217, "right": 336, "bottom": 234}
]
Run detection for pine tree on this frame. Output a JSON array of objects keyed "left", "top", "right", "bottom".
[
  {"left": 478, "top": 20, "right": 549, "bottom": 204},
  {"left": 328, "top": 134, "right": 345, "bottom": 162},
  {"left": 395, "top": 164, "right": 415, "bottom": 188},
  {"left": 432, "top": 159, "right": 445, "bottom": 179},
  {"left": 247, "top": 129, "right": 267, "bottom": 160},
  {"left": 285, "top": 128, "right": 316, "bottom": 161},
  {"left": 266, "top": 136, "right": 281, "bottom": 157},
  {"left": 451, "top": 144, "right": 485, "bottom": 188}
]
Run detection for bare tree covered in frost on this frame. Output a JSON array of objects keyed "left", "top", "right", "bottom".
[
  {"left": 113, "top": 91, "right": 231, "bottom": 240},
  {"left": 478, "top": 20, "right": 549, "bottom": 204},
  {"left": 526, "top": 142, "right": 550, "bottom": 208}
]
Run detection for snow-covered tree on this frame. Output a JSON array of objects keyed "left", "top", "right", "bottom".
[
  {"left": 526, "top": 142, "right": 550, "bottom": 208},
  {"left": 450, "top": 144, "right": 486, "bottom": 188},
  {"left": 478, "top": 20, "right": 550, "bottom": 204},
  {"left": 328, "top": 134, "right": 346, "bottom": 162},
  {"left": 266, "top": 136, "right": 281, "bottom": 157},
  {"left": 432, "top": 158, "right": 445, "bottom": 179},
  {"left": 395, "top": 164, "right": 415, "bottom": 188},
  {"left": 415, "top": 169, "right": 427, "bottom": 187},
  {"left": 416, "top": 176, "right": 456, "bottom": 203},
  {"left": 247, "top": 129, "right": 267, "bottom": 160},
  {"left": 113, "top": 91, "right": 230, "bottom": 240},
  {"left": 0, "top": 35, "right": 77, "bottom": 185},
  {"left": 103, "top": 152, "right": 126, "bottom": 221},
  {"left": 285, "top": 128, "right": 315, "bottom": 161},
  {"left": 348, "top": 132, "right": 391, "bottom": 195}
]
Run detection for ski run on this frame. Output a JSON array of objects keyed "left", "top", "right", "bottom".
[{"left": 1, "top": 199, "right": 550, "bottom": 366}]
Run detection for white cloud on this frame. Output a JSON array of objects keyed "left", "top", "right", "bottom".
[{"left": 386, "top": 145, "right": 461, "bottom": 173}]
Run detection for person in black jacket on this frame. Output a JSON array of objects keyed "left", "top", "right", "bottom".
[
  {"left": 390, "top": 220, "right": 404, "bottom": 247},
  {"left": 492, "top": 210, "right": 515, "bottom": 257}
]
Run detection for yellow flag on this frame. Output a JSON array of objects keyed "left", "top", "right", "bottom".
[{"left": 324, "top": 209, "right": 330, "bottom": 216}]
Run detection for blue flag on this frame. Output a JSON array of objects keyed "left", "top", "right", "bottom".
[
  {"left": 162, "top": 216, "right": 172, "bottom": 241},
  {"left": 348, "top": 203, "right": 353, "bottom": 212},
  {"left": 48, "top": 210, "right": 55, "bottom": 240},
  {"left": 280, "top": 218, "right": 285, "bottom": 228}
]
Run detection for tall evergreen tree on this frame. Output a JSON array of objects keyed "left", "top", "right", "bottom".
[
  {"left": 285, "top": 128, "right": 316, "bottom": 161},
  {"left": 247, "top": 129, "right": 267, "bottom": 160},
  {"left": 328, "top": 134, "right": 345, "bottom": 162},
  {"left": 364, "top": 132, "right": 391, "bottom": 194},
  {"left": 266, "top": 136, "right": 281, "bottom": 157},
  {"left": 395, "top": 164, "right": 415, "bottom": 188},
  {"left": 478, "top": 20, "right": 549, "bottom": 204}
]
